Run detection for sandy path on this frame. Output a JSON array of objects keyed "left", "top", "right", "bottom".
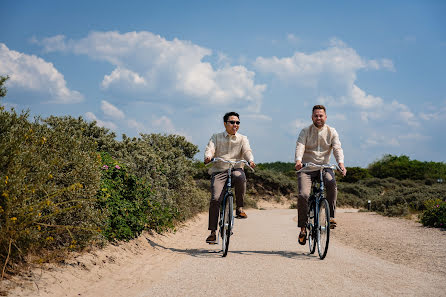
[{"left": 6, "top": 208, "right": 446, "bottom": 297}]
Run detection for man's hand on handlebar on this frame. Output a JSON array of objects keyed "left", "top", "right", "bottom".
[
  {"left": 295, "top": 160, "right": 303, "bottom": 171},
  {"left": 204, "top": 156, "right": 212, "bottom": 164},
  {"left": 338, "top": 162, "right": 347, "bottom": 176},
  {"left": 249, "top": 161, "right": 256, "bottom": 169}
]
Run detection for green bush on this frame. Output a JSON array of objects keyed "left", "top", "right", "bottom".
[
  {"left": 43, "top": 115, "right": 118, "bottom": 152},
  {"left": 256, "top": 162, "right": 295, "bottom": 173},
  {"left": 339, "top": 167, "right": 372, "bottom": 183},
  {"left": 110, "top": 133, "right": 208, "bottom": 223},
  {"left": 368, "top": 154, "right": 446, "bottom": 180},
  {"left": 246, "top": 169, "right": 296, "bottom": 196},
  {"left": 420, "top": 199, "right": 446, "bottom": 228},
  {"left": 0, "top": 108, "right": 103, "bottom": 270},
  {"left": 0, "top": 75, "right": 8, "bottom": 98},
  {"left": 97, "top": 153, "right": 157, "bottom": 240}
]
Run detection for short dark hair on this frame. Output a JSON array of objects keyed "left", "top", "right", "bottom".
[
  {"left": 223, "top": 111, "right": 240, "bottom": 122},
  {"left": 312, "top": 105, "right": 326, "bottom": 113}
]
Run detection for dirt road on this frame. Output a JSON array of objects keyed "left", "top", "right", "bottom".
[{"left": 8, "top": 208, "right": 446, "bottom": 297}]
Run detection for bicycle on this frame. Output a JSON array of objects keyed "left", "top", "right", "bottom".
[
  {"left": 207, "top": 157, "right": 254, "bottom": 257},
  {"left": 297, "top": 162, "right": 339, "bottom": 260}
]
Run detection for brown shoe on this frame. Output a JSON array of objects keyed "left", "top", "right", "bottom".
[
  {"left": 330, "top": 219, "right": 337, "bottom": 229},
  {"left": 206, "top": 233, "right": 217, "bottom": 244},
  {"left": 236, "top": 209, "right": 248, "bottom": 219},
  {"left": 298, "top": 231, "right": 307, "bottom": 245}
]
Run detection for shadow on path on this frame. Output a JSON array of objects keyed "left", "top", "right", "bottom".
[{"left": 146, "top": 238, "right": 315, "bottom": 260}]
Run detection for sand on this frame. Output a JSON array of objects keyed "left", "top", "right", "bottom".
[{"left": 4, "top": 206, "right": 446, "bottom": 297}]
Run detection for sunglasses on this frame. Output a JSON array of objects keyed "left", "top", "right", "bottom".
[{"left": 227, "top": 120, "right": 240, "bottom": 125}]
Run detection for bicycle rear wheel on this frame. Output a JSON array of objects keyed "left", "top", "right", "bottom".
[
  {"left": 317, "top": 198, "right": 330, "bottom": 259},
  {"left": 221, "top": 194, "right": 233, "bottom": 257},
  {"left": 307, "top": 200, "right": 316, "bottom": 254}
]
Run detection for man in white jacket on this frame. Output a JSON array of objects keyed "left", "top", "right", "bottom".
[
  {"left": 204, "top": 112, "right": 256, "bottom": 244},
  {"left": 295, "top": 105, "right": 347, "bottom": 245}
]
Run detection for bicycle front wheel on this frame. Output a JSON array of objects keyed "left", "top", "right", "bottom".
[
  {"left": 221, "top": 194, "right": 233, "bottom": 257},
  {"left": 307, "top": 200, "right": 316, "bottom": 254},
  {"left": 317, "top": 199, "right": 330, "bottom": 259}
]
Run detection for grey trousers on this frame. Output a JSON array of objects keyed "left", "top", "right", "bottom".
[
  {"left": 208, "top": 168, "right": 246, "bottom": 231},
  {"left": 297, "top": 169, "right": 337, "bottom": 227}
]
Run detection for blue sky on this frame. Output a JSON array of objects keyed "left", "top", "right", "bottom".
[{"left": 1, "top": 0, "right": 445, "bottom": 167}]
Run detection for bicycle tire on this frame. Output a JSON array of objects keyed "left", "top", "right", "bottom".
[
  {"left": 317, "top": 198, "right": 330, "bottom": 259},
  {"left": 222, "top": 194, "right": 233, "bottom": 257},
  {"left": 307, "top": 199, "right": 316, "bottom": 254}
]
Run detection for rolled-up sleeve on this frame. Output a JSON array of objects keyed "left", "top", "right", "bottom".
[
  {"left": 295, "top": 129, "right": 306, "bottom": 162},
  {"left": 242, "top": 136, "right": 254, "bottom": 162},
  {"left": 331, "top": 128, "right": 344, "bottom": 164},
  {"left": 204, "top": 134, "right": 216, "bottom": 160}
]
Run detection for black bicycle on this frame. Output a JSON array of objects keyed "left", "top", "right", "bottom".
[
  {"left": 209, "top": 157, "right": 253, "bottom": 257},
  {"left": 298, "top": 163, "right": 339, "bottom": 260}
]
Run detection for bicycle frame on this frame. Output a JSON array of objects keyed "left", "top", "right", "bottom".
[
  {"left": 221, "top": 165, "right": 235, "bottom": 236},
  {"left": 298, "top": 162, "right": 339, "bottom": 259},
  {"left": 311, "top": 166, "right": 327, "bottom": 226},
  {"left": 207, "top": 157, "right": 253, "bottom": 256}
]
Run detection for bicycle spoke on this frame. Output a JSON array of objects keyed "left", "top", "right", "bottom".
[
  {"left": 222, "top": 195, "right": 232, "bottom": 257},
  {"left": 317, "top": 199, "right": 330, "bottom": 259},
  {"left": 307, "top": 200, "right": 316, "bottom": 254}
]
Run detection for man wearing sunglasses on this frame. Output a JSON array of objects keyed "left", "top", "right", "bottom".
[{"left": 204, "top": 111, "right": 256, "bottom": 244}]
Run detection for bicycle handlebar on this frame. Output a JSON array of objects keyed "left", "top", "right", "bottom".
[
  {"left": 297, "top": 162, "right": 340, "bottom": 172},
  {"left": 207, "top": 157, "right": 255, "bottom": 171}
]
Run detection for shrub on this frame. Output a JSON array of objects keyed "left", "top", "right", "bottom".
[
  {"left": 0, "top": 109, "right": 102, "bottom": 272},
  {"left": 43, "top": 115, "right": 118, "bottom": 152},
  {"left": 246, "top": 169, "right": 296, "bottom": 196},
  {"left": 110, "top": 133, "right": 208, "bottom": 224},
  {"left": 0, "top": 75, "right": 8, "bottom": 98},
  {"left": 97, "top": 153, "right": 155, "bottom": 240},
  {"left": 339, "top": 167, "right": 372, "bottom": 183},
  {"left": 420, "top": 199, "right": 446, "bottom": 228},
  {"left": 256, "top": 162, "right": 295, "bottom": 173},
  {"left": 368, "top": 154, "right": 446, "bottom": 180}
]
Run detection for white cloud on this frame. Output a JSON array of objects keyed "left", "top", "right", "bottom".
[
  {"left": 151, "top": 115, "right": 191, "bottom": 140},
  {"left": 287, "top": 33, "right": 300, "bottom": 44},
  {"left": 0, "top": 43, "right": 83, "bottom": 103},
  {"left": 254, "top": 40, "right": 394, "bottom": 103},
  {"left": 359, "top": 100, "right": 419, "bottom": 127},
  {"left": 84, "top": 112, "right": 117, "bottom": 130},
  {"left": 380, "top": 59, "right": 395, "bottom": 72},
  {"left": 398, "top": 133, "right": 429, "bottom": 141},
  {"left": 102, "top": 67, "right": 147, "bottom": 89},
  {"left": 330, "top": 113, "right": 346, "bottom": 121},
  {"left": 419, "top": 102, "right": 446, "bottom": 121},
  {"left": 293, "top": 118, "right": 309, "bottom": 130},
  {"left": 254, "top": 42, "right": 366, "bottom": 94},
  {"left": 127, "top": 119, "right": 146, "bottom": 132},
  {"left": 152, "top": 115, "right": 176, "bottom": 133},
  {"left": 361, "top": 133, "right": 400, "bottom": 148},
  {"left": 243, "top": 113, "right": 272, "bottom": 121},
  {"left": 389, "top": 100, "right": 418, "bottom": 127},
  {"left": 350, "top": 84, "right": 384, "bottom": 108},
  {"left": 35, "top": 35, "right": 68, "bottom": 52},
  {"left": 101, "top": 100, "right": 125, "bottom": 119},
  {"left": 38, "top": 31, "right": 266, "bottom": 110},
  {"left": 254, "top": 39, "right": 419, "bottom": 128}
]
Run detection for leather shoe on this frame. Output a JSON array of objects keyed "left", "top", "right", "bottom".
[
  {"left": 206, "top": 233, "right": 216, "bottom": 244},
  {"left": 330, "top": 218, "right": 337, "bottom": 229},
  {"left": 298, "top": 231, "right": 307, "bottom": 245},
  {"left": 236, "top": 209, "right": 248, "bottom": 219}
]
